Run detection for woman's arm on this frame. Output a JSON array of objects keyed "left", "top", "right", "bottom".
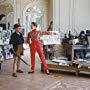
[{"left": 39, "top": 31, "right": 57, "bottom": 36}]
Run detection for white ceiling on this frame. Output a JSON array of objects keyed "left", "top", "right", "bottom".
[
  {"left": 0, "top": 0, "right": 14, "bottom": 15},
  {"left": 0, "top": 0, "right": 14, "bottom": 5}
]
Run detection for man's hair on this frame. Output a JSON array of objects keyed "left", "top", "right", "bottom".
[
  {"left": 31, "top": 22, "right": 37, "bottom": 27},
  {"left": 13, "top": 24, "right": 21, "bottom": 29}
]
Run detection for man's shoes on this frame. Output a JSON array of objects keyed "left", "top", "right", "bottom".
[
  {"left": 46, "top": 70, "right": 50, "bottom": 75},
  {"left": 17, "top": 69, "right": 24, "bottom": 73},
  {"left": 28, "top": 70, "right": 34, "bottom": 74},
  {"left": 12, "top": 73, "right": 17, "bottom": 77}
]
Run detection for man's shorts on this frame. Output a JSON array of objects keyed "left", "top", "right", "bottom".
[{"left": 13, "top": 44, "right": 24, "bottom": 57}]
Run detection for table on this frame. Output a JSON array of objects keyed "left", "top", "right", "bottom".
[
  {"left": 71, "top": 45, "right": 90, "bottom": 63},
  {"left": 41, "top": 60, "right": 77, "bottom": 74},
  {"left": 41, "top": 45, "right": 90, "bottom": 75}
]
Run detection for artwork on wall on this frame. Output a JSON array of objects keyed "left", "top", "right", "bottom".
[
  {"left": 2, "top": 30, "right": 10, "bottom": 45},
  {"left": 0, "top": 30, "right": 13, "bottom": 60},
  {"left": 3, "top": 45, "right": 13, "bottom": 60},
  {"left": 0, "top": 46, "right": 4, "bottom": 61},
  {"left": 0, "top": 27, "right": 3, "bottom": 45}
]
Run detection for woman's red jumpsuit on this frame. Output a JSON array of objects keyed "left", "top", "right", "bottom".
[{"left": 27, "top": 29, "right": 50, "bottom": 71}]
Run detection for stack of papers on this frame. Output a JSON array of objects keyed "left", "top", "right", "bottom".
[{"left": 52, "top": 59, "right": 69, "bottom": 66}]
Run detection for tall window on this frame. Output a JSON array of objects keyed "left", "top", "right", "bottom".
[{"left": 25, "top": 6, "right": 43, "bottom": 32}]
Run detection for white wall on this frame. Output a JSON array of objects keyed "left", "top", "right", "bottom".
[
  {"left": 48, "top": 0, "right": 53, "bottom": 23},
  {"left": 74, "top": 0, "right": 90, "bottom": 32},
  {"left": 60, "top": 0, "right": 70, "bottom": 37},
  {"left": 59, "top": 0, "right": 90, "bottom": 37},
  {"left": 53, "top": 0, "right": 60, "bottom": 31},
  {"left": 6, "top": 12, "right": 14, "bottom": 30}
]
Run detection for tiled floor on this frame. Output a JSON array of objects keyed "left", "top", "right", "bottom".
[{"left": 0, "top": 48, "right": 90, "bottom": 90}]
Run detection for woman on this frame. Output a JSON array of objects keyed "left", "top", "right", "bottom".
[{"left": 27, "top": 22, "right": 55, "bottom": 75}]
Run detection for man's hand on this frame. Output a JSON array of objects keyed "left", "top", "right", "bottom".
[{"left": 9, "top": 44, "right": 13, "bottom": 48}]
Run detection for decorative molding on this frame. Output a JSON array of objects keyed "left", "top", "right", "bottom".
[
  {"left": 0, "top": 0, "right": 14, "bottom": 5},
  {"left": 0, "top": 4, "right": 13, "bottom": 15},
  {"left": 0, "top": 0, "right": 6, "bottom": 3},
  {"left": 53, "top": 0, "right": 60, "bottom": 31}
]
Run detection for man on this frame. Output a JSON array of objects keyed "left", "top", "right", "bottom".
[
  {"left": 27, "top": 22, "right": 56, "bottom": 75},
  {"left": 9, "top": 24, "right": 24, "bottom": 77}
]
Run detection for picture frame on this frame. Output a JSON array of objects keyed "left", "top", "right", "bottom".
[{"left": 3, "top": 45, "right": 13, "bottom": 60}]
